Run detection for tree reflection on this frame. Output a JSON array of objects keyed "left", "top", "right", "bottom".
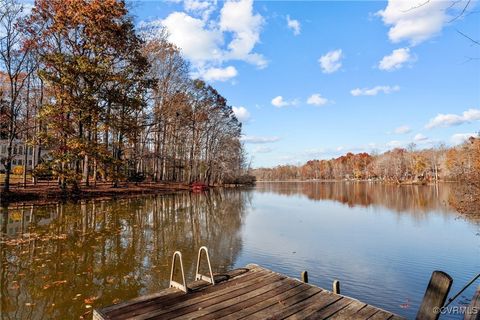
[
  {"left": 0, "top": 190, "right": 250, "bottom": 319},
  {"left": 255, "top": 182, "right": 457, "bottom": 217}
]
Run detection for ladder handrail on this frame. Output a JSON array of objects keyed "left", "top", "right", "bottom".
[
  {"left": 444, "top": 272, "right": 480, "bottom": 307},
  {"left": 169, "top": 251, "right": 188, "bottom": 293},
  {"left": 195, "top": 246, "right": 215, "bottom": 285}
]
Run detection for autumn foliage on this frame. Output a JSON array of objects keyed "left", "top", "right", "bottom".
[
  {"left": 0, "top": 0, "right": 247, "bottom": 192},
  {"left": 253, "top": 138, "right": 480, "bottom": 185}
]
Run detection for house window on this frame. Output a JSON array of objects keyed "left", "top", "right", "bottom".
[
  {"left": 29, "top": 147, "right": 33, "bottom": 155},
  {"left": 28, "top": 160, "right": 32, "bottom": 166},
  {"left": 18, "top": 146, "right": 23, "bottom": 154},
  {"left": 18, "top": 159, "right": 23, "bottom": 165},
  {"left": 13, "top": 146, "right": 17, "bottom": 154},
  {"left": 0, "top": 145, "right": 5, "bottom": 154},
  {"left": 12, "top": 159, "right": 16, "bottom": 165}
]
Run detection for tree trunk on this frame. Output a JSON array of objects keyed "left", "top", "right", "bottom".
[
  {"left": 83, "top": 154, "right": 89, "bottom": 186},
  {"left": 22, "top": 143, "right": 28, "bottom": 188},
  {"left": 2, "top": 143, "right": 12, "bottom": 193}
]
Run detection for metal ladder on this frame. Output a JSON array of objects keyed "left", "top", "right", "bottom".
[
  {"left": 169, "top": 251, "right": 188, "bottom": 293},
  {"left": 169, "top": 246, "right": 215, "bottom": 293},
  {"left": 195, "top": 246, "right": 215, "bottom": 285}
]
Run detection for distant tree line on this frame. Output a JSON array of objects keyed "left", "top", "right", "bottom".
[
  {"left": 253, "top": 137, "right": 480, "bottom": 184},
  {"left": 0, "top": 0, "right": 249, "bottom": 193}
]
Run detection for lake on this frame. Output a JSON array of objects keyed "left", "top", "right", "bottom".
[{"left": 1, "top": 182, "right": 479, "bottom": 319}]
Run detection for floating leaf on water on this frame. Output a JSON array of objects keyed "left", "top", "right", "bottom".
[
  {"left": 84, "top": 296, "right": 98, "bottom": 304},
  {"left": 52, "top": 280, "right": 67, "bottom": 286}
]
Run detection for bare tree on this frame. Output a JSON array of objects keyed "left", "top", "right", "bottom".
[{"left": 0, "top": 0, "right": 35, "bottom": 192}]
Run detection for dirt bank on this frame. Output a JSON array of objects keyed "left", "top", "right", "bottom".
[{"left": 0, "top": 182, "right": 190, "bottom": 206}]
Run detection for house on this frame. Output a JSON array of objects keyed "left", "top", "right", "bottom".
[{"left": 0, "top": 139, "right": 48, "bottom": 172}]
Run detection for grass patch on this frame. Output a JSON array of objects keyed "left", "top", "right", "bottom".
[{"left": 0, "top": 174, "right": 32, "bottom": 184}]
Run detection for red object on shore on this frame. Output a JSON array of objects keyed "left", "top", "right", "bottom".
[{"left": 191, "top": 182, "right": 208, "bottom": 192}]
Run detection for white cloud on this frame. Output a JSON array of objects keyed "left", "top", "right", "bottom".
[
  {"left": 376, "top": 0, "right": 452, "bottom": 45},
  {"left": 319, "top": 49, "right": 343, "bottom": 74},
  {"left": 160, "top": 12, "right": 223, "bottom": 66},
  {"left": 307, "top": 93, "right": 328, "bottom": 106},
  {"left": 219, "top": 0, "right": 267, "bottom": 68},
  {"left": 271, "top": 96, "right": 298, "bottom": 108},
  {"left": 426, "top": 108, "right": 480, "bottom": 129},
  {"left": 351, "top": 85, "right": 400, "bottom": 96},
  {"left": 183, "top": 0, "right": 213, "bottom": 11},
  {"left": 240, "top": 136, "right": 280, "bottom": 144},
  {"left": 201, "top": 66, "right": 238, "bottom": 82},
  {"left": 253, "top": 146, "right": 272, "bottom": 153},
  {"left": 303, "top": 148, "right": 327, "bottom": 158},
  {"left": 151, "top": 0, "right": 266, "bottom": 82},
  {"left": 451, "top": 133, "right": 477, "bottom": 145},
  {"left": 386, "top": 140, "right": 405, "bottom": 148},
  {"left": 183, "top": 0, "right": 217, "bottom": 20},
  {"left": 414, "top": 133, "right": 428, "bottom": 142},
  {"left": 232, "top": 106, "right": 250, "bottom": 123},
  {"left": 271, "top": 96, "right": 287, "bottom": 107},
  {"left": 394, "top": 125, "right": 411, "bottom": 134},
  {"left": 303, "top": 144, "right": 379, "bottom": 159},
  {"left": 378, "top": 48, "right": 413, "bottom": 71},
  {"left": 286, "top": 15, "right": 301, "bottom": 35}
]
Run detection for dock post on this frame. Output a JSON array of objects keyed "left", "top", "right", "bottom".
[
  {"left": 333, "top": 280, "right": 340, "bottom": 294},
  {"left": 301, "top": 271, "right": 308, "bottom": 283},
  {"left": 465, "top": 285, "right": 480, "bottom": 320},
  {"left": 416, "top": 270, "right": 452, "bottom": 320}
]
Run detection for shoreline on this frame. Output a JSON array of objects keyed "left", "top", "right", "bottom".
[
  {"left": 0, "top": 182, "right": 191, "bottom": 206},
  {"left": 254, "top": 179, "right": 458, "bottom": 185}
]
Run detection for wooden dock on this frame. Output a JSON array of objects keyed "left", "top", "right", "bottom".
[{"left": 94, "top": 264, "right": 404, "bottom": 320}]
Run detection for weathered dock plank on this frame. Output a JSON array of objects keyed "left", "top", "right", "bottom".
[
  {"left": 215, "top": 282, "right": 312, "bottom": 320},
  {"left": 94, "top": 264, "right": 404, "bottom": 320},
  {"left": 465, "top": 285, "right": 480, "bottom": 320}
]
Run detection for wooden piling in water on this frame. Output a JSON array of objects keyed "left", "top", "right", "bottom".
[
  {"left": 333, "top": 279, "right": 340, "bottom": 294},
  {"left": 416, "top": 270, "right": 452, "bottom": 320},
  {"left": 301, "top": 270, "right": 308, "bottom": 283},
  {"left": 465, "top": 285, "right": 480, "bottom": 320}
]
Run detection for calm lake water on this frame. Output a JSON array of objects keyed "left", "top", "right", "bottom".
[{"left": 1, "top": 182, "right": 479, "bottom": 319}]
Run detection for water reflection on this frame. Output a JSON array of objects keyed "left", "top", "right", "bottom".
[
  {"left": 238, "top": 182, "right": 479, "bottom": 320},
  {"left": 0, "top": 190, "right": 250, "bottom": 320},
  {"left": 1, "top": 183, "right": 478, "bottom": 320},
  {"left": 255, "top": 181, "right": 457, "bottom": 215}
]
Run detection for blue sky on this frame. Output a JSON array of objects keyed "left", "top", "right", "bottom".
[{"left": 132, "top": 0, "right": 480, "bottom": 167}]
